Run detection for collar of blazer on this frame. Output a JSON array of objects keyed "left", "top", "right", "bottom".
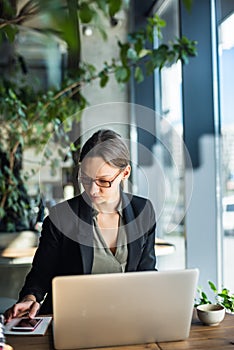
[
  {"left": 75, "top": 191, "right": 139, "bottom": 239},
  {"left": 50, "top": 190, "right": 149, "bottom": 243},
  {"left": 58, "top": 190, "right": 146, "bottom": 273}
]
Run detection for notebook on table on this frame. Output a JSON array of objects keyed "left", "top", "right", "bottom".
[{"left": 52, "top": 268, "right": 199, "bottom": 350}]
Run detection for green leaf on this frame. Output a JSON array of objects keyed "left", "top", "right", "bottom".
[
  {"left": 147, "top": 14, "right": 166, "bottom": 41},
  {"left": 147, "top": 45, "right": 170, "bottom": 71},
  {"left": 115, "top": 66, "right": 130, "bottom": 83},
  {"left": 127, "top": 48, "right": 138, "bottom": 61},
  {"left": 2, "top": 25, "right": 18, "bottom": 42},
  {"left": 18, "top": 106, "right": 26, "bottom": 118},
  {"left": 2, "top": 0, "right": 17, "bottom": 17},
  {"left": 79, "top": 2, "right": 94, "bottom": 23},
  {"left": 8, "top": 88, "right": 17, "bottom": 100},
  {"left": 99, "top": 72, "right": 109, "bottom": 87},
  {"left": 134, "top": 66, "right": 144, "bottom": 83},
  {"left": 3, "top": 165, "right": 11, "bottom": 175},
  {"left": 147, "top": 14, "right": 166, "bottom": 29},
  {"left": 208, "top": 281, "right": 218, "bottom": 293},
  {"left": 218, "top": 293, "right": 228, "bottom": 300},
  {"left": 118, "top": 41, "right": 130, "bottom": 66},
  {"left": 139, "top": 49, "right": 151, "bottom": 59},
  {"left": 222, "top": 287, "right": 230, "bottom": 294},
  {"left": 0, "top": 207, "right": 5, "bottom": 218},
  {"left": 201, "top": 291, "right": 208, "bottom": 300},
  {"left": 108, "top": 0, "right": 122, "bottom": 17},
  {"left": 134, "top": 39, "right": 143, "bottom": 55},
  {"left": 70, "top": 142, "right": 78, "bottom": 152},
  {"left": 145, "top": 60, "right": 156, "bottom": 75}
]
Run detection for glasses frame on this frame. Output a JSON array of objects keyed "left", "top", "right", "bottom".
[{"left": 79, "top": 169, "right": 123, "bottom": 188}]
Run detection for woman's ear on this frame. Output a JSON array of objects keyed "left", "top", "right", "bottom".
[{"left": 122, "top": 165, "right": 131, "bottom": 180}]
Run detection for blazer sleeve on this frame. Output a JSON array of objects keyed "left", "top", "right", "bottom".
[
  {"left": 136, "top": 222, "right": 157, "bottom": 271},
  {"left": 136, "top": 199, "right": 157, "bottom": 271},
  {"left": 18, "top": 215, "right": 62, "bottom": 303}
]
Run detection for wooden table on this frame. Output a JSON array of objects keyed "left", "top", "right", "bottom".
[
  {"left": 0, "top": 233, "right": 173, "bottom": 259},
  {"left": 0, "top": 231, "right": 38, "bottom": 261},
  {"left": 6, "top": 311, "right": 234, "bottom": 350}
]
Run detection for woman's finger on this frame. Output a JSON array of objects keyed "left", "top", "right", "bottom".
[
  {"left": 28, "top": 302, "right": 40, "bottom": 319},
  {"left": 4, "top": 307, "right": 14, "bottom": 323},
  {"left": 12, "top": 303, "right": 29, "bottom": 318},
  {"left": 5, "top": 301, "right": 34, "bottom": 322}
]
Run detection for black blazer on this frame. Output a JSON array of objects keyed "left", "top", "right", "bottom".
[{"left": 19, "top": 191, "right": 157, "bottom": 313}]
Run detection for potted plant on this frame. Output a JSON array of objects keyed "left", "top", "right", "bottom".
[
  {"left": 195, "top": 280, "right": 234, "bottom": 313},
  {"left": 195, "top": 281, "right": 234, "bottom": 325}
]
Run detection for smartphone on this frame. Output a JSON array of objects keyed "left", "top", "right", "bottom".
[{"left": 11, "top": 318, "right": 43, "bottom": 332}]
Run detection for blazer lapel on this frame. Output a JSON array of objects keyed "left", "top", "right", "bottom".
[
  {"left": 69, "top": 193, "right": 94, "bottom": 274},
  {"left": 67, "top": 192, "right": 143, "bottom": 274},
  {"left": 79, "top": 244, "right": 93, "bottom": 274},
  {"left": 122, "top": 192, "right": 142, "bottom": 271}
]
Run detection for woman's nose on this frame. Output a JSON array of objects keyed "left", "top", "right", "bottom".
[{"left": 90, "top": 181, "right": 100, "bottom": 195}]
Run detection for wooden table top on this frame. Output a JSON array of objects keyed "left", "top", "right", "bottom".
[
  {"left": 5, "top": 311, "right": 234, "bottom": 350},
  {"left": 0, "top": 231, "right": 38, "bottom": 261},
  {"left": 0, "top": 234, "right": 174, "bottom": 261}
]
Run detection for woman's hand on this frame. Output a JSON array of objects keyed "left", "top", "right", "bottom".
[{"left": 4, "top": 295, "right": 40, "bottom": 323}]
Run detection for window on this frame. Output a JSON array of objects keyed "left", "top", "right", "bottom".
[
  {"left": 153, "top": 0, "right": 186, "bottom": 270},
  {"left": 219, "top": 8, "right": 234, "bottom": 291}
]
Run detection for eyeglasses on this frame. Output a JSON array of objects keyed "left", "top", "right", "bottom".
[{"left": 79, "top": 169, "right": 123, "bottom": 188}]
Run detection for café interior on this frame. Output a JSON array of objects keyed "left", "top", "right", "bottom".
[{"left": 0, "top": 1, "right": 234, "bottom": 348}]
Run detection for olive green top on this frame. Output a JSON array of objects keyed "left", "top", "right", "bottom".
[{"left": 91, "top": 204, "right": 128, "bottom": 274}]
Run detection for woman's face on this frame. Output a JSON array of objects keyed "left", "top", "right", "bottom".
[{"left": 80, "top": 156, "right": 130, "bottom": 206}]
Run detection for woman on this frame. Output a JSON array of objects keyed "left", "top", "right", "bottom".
[{"left": 5, "top": 129, "right": 156, "bottom": 321}]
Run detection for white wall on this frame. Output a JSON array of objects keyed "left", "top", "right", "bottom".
[{"left": 81, "top": 11, "right": 130, "bottom": 139}]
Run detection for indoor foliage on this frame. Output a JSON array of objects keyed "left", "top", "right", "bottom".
[
  {"left": 195, "top": 281, "right": 234, "bottom": 313},
  {"left": 0, "top": 0, "right": 196, "bottom": 231}
]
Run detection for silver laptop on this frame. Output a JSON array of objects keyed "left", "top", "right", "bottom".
[{"left": 52, "top": 269, "right": 199, "bottom": 350}]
